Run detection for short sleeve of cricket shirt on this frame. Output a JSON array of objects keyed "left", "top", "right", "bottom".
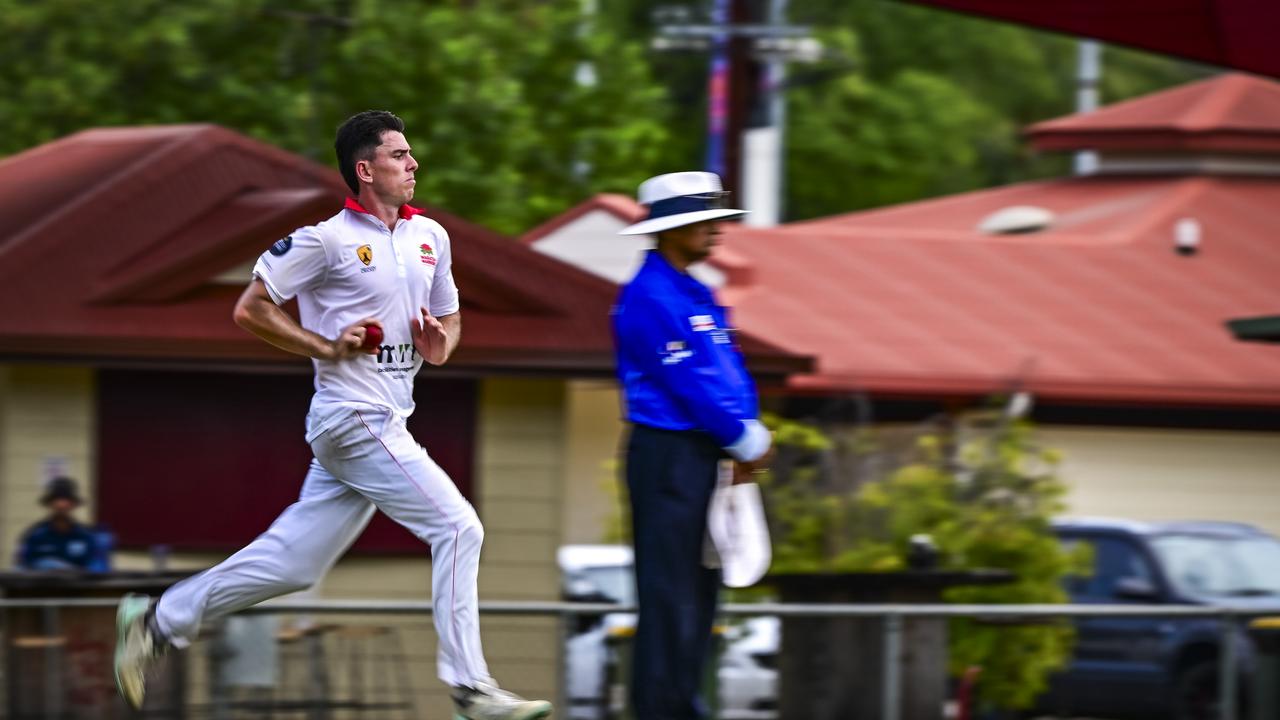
[
  {"left": 424, "top": 221, "right": 460, "bottom": 317},
  {"left": 252, "top": 227, "right": 330, "bottom": 305}
]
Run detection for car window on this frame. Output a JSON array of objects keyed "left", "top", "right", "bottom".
[
  {"left": 1061, "top": 538, "right": 1095, "bottom": 596},
  {"left": 575, "top": 565, "right": 635, "bottom": 605},
  {"left": 1062, "top": 536, "right": 1154, "bottom": 600},
  {"left": 1151, "top": 534, "right": 1280, "bottom": 597}
]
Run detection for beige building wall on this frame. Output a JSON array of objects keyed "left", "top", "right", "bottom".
[
  {"left": 562, "top": 380, "right": 625, "bottom": 545},
  {"left": 471, "top": 376, "right": 567, "bottom": 700},
  {"left": 0, "top": 365, "right": 97, "bottom": 566},
  {"left": 1043, "top": 426, "right": 1280, "bottom": 534}
]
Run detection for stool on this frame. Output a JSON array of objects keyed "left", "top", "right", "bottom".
[{"left": 9, "top": 635, "right": 69, "bottom": 720}]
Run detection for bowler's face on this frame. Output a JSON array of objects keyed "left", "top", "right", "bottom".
[
  {"left": 367, "top": 130, "right": 418, "bottom": 205},
  {"left": 665, "top": 221, "right": 720, "bottom": 263}
]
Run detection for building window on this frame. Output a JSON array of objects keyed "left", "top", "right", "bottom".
[{"left": 96, "top": 369, "right": 476, "bottom": 553}]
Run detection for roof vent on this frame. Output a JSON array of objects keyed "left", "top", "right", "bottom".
[
  {"left": 978, "top": 205, "right": 1055, "bottom": 235},
  {"left": 1175, "top": 217, "right": 1201, "bottom": 256}
]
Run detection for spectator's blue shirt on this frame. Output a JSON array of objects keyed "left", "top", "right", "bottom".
[
  {"left": 612, "top": 250, "right": 759, "bottom": 447},
  {"left": 16, "top": 520, "right": 96, "bottom": 571}
]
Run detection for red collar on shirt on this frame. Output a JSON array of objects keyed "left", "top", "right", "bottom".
[{"left": 344, "top": 197, "right": 425, "bottom": 221}]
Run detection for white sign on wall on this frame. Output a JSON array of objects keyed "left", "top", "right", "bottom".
[{"left": 41, "top": 455, "right": 70, "bottom": 483}]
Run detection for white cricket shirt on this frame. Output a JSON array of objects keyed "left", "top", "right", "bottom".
[{"left": 252, "top": 198, "right": 460, "bottom": 441}]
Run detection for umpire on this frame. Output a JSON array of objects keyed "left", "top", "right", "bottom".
[{"left": 612, "top": 172, "right": 773, "bottom": 720}]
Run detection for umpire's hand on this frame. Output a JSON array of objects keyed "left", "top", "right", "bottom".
[{"left": 732, "top": 443, "right": 775, "bottom": 484}]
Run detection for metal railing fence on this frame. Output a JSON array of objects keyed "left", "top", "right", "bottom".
[{"left": 3, "top": 597, "right": 1276, "bottom": 720}]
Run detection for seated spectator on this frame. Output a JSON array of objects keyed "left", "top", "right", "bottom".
[{"left": 15, "top": 477, "right": 100, "bottom": 571}]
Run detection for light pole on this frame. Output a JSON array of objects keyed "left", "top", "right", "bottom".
[
  {"left": 1074, "top": 39, "right": 1101, "bottom": 176},
  {"left": 653, "top": 3, "right": 818, "bottom": 225}
]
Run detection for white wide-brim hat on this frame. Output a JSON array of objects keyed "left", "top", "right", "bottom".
[{"left": 618, "top": 171, "right": 747, "bottom": 236}]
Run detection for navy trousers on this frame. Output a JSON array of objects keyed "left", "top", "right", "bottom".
[{"left": 625, "top": 424, "right": 722, "bottom": 720}]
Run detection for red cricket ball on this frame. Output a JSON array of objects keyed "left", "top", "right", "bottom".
[{"left": 360, "top": 323, "right": 384, "bottom": 351}]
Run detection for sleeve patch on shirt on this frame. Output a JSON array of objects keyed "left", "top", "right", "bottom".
[
  {"left": 269, "top": 236, "right": 293, "bottom": 256},
  {"left": 689, "top": 314, "right": 716, "bottom": 332}
]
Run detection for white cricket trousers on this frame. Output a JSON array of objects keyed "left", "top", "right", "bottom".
[{"left": 154, "top": 408, "right": 490, "bottom": 688}]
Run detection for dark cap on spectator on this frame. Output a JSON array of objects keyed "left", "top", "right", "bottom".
[{"left": 40, "top": 477, "right": 83, "bottom": 506}]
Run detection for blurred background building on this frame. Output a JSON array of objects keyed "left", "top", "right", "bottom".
[
  {"left": 528, "top": 73, "right": 1280, "bottom": 544},
  {"left": 1, "top": 0, "right": 1279, "bottom": 714}
]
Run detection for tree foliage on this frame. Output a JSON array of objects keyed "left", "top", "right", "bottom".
[
  {"left": 763, "top": 408, "right": 1091, "bottom": 709},
  {"left": 0, "top": 0, "right": 1211, "bottom": 229},
  {"left": 780, "top": 0, "right": 1211, "bottom": 218},
  {"left": 598, "top": 0, "right": 1208, "bottom": 220},
  {"left": 333, "top": 1, "right": 671, "bottom": 232},
  {"left": 0, "top": 0, "right": 671, "bottom": 234},
  {"left": 785, "top": 30, "right": 1015, "bottom": 219}
]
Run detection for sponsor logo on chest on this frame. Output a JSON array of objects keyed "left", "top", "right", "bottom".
[
  {"left": 356, "top": 244, "right": 377, "bottom": 273},
  {"left": 419, "top": 243, "right": 437, "bottom": 266}
]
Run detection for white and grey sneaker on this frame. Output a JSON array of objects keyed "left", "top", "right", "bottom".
[
  {"left": 113, "top": 593, "right": 165, "bottom": 709},
  {"left": 451, "top": 679, "right": 553, "bottom": 720}
]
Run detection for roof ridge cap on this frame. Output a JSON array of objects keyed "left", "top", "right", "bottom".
[
  {"left": 1179, "top": 73, "right": 1253, "bottom": 131},
  {"left": 1116, "top": 176, "right": 1214, "bottom": 245}
]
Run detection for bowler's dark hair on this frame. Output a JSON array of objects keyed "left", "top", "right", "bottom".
[{"left": 334, "top": 111, "right": 406, "bottom": 195}]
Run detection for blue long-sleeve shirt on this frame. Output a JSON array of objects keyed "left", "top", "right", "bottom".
[
  {"left": 612, "top": 251, "right": 768, "bottom": 459},
  {"left": 16, "top": 520, "right": 97, "bottom": 570}
]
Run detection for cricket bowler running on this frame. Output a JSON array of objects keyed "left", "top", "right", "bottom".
[{"left": 113, "top": 111, "right": 552, "bottom": 720}]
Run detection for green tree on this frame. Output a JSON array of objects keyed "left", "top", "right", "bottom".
[
  {"left": 0, "top": 0, "right": 1217, "bottom": 231},
  {"left": 332, "top": 0, "right": 673, "bottom": 233},
  {"left": 0, "top": 0, "right": 672, "bottom": 234},
  {"left": 785, "top": 30, "right": 1015, "bottom": 219},
  {"left": 0, "top": 0, "right": 320, "bottom": 152},
  {"left": 587, "top": 0, "right": 1209, "bottom": 221},
  {"left": 763, "top": 408, "right": 1090, "bottom": 709},
  {"left": 779, "top": 0, "right": 1210, "bottom": 219}
]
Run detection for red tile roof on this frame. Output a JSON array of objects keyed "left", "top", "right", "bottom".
[
  {"left": 903, "top": 0, "right": 1280, "bottom": 80},
  {"left": 716, "top": 174, "right": 1280, "bottom": 406},
  {"left": 509, "top": 73, "right": 1280, "bottom": 407},
  {"left": 1028, "top": 73, "right": 1280, "bottom": 153},
  {"left": 0, "top": 125, "right": 809, "bottom": 377}
]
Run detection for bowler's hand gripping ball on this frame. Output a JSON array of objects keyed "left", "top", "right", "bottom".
[{"left": 360, "top": 323, "right": 383, "bottom": 351}]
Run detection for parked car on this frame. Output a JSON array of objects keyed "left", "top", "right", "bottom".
[
  {"left": 563, "top": 520, "right": 1280, "bottom": 720},
  {"left": 1037, "top": 517, "right": 1280, "bottom": 720},
  {"left": 717, "top": 616, "right": 780, "bottom": 719},
  {"left": 558, "top": 544, "right": 779, "bottom": 720},
  {"left": 560, "top": 545, "right": 636, "bottom": 720}
]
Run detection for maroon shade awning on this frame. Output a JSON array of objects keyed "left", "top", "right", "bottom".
[{"left": 901, "top": 0, "right": 1280, "bottom": 79}]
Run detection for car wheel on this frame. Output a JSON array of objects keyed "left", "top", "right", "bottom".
[{"left": 1174, "top": 662, "right": 1245, "bottom": 720}]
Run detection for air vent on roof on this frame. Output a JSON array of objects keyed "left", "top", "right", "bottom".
[
  {"left": 977, "top": 205, "right": 1055, "bottom": 235},
  {"left": 1174, "top": 217, "right": 1201, "bottom": 256}
]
